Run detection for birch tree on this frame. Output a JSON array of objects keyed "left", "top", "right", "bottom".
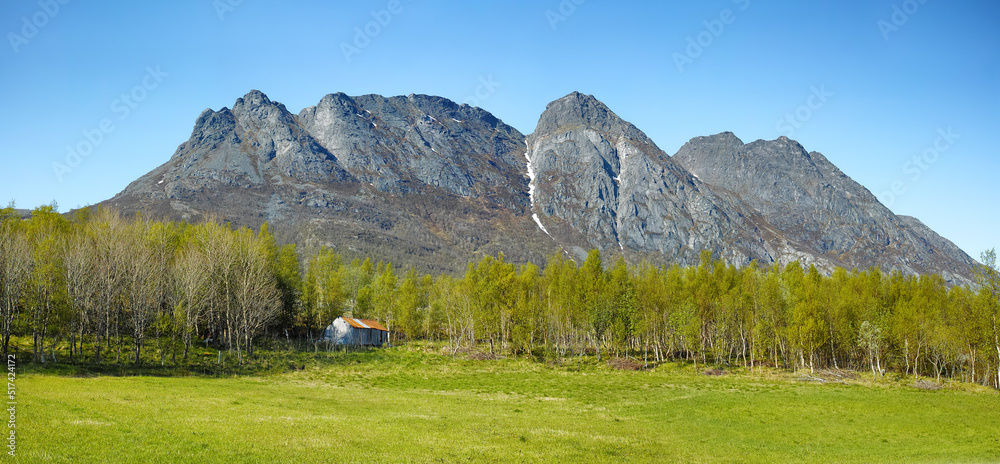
[
  {"left": 172, "top": 243, "right": 209, "bottom": 360},
  {"left": 974, "top": 249, "right": 1000, "bottom": 388},
  {"left": 229, "top": 228, "right": 280, "bottom": 359}
]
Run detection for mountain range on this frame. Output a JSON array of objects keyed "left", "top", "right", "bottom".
[{"left": 100, "top": 90, "right": 977, "bottom": 284}]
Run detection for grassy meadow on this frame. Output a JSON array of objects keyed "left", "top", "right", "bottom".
[{"left": 17, "top": 346, "right": 1000, "bottom": 463}]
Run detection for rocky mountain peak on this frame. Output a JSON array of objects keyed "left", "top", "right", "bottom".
[
  {"left": 672, "top": 132, "right": 748, "bottom": 174},
  {"left": 553, "top": 90, "right": 598, "bottom": 107},
  {"left": 234, "top": 89, "right": 272, "bottom": 108},
  {"left": 532, "top": 92, "right": 659, "bottom": 157},
  {"left": 536, "top": 91, "right": 615, "bottom": 134},
  {"left": 313, "top": 92, "right": 355, "bottom": 109},
  {"left": 232, "top": 89, "right": 295, "bottom": 126}
]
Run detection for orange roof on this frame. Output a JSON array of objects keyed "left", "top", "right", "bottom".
[{"left": 341, "top": 317, "right": 388, "bottom": 331}]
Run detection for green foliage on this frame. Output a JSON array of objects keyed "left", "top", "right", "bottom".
[
  {"left": 1, "top": 207, "right": 998, "bottom": 388},
  {"left": 272, "top": 243, "right": 303, "bottom": 332},
  {"left": 973, "top": 249, "right": 1000, "bottom": 387},
  {"left": 299, "top": 248, "right": 345, "bottom": 337}
]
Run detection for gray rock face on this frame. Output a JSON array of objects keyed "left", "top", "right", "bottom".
[
  {"left": 102, "top": 89, "right": 977, "bottom": 282},
  {"left": 526, "top": 92, "right": 776, "bottom": 266},
  {"left": 673, "top": 132, "right": 976, "bottom": 284},
  {"left": 229, "top": 90, "right": 351, "bottom": 183},
  {"left": 298, "top": 92, "right": 528, "bottom": 211}
]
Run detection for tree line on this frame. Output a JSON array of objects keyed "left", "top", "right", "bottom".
[
  {"left": 1, "top": 206, "right": 998, "bottom": 388},
  {"left": 0, "top": 206, "right": 285, "bottom": 364}
]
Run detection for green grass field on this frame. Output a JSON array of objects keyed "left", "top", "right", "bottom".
[{"left": 18, "top": 346, "right": 1000, "bottom": 463}]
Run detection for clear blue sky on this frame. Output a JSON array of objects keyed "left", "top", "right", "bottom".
[{"left": 1, "top": 0, "right": 997, "bottom": 260}]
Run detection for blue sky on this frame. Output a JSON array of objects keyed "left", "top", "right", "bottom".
[{"left": 1, "top": 0, "right": 997, "bottom": 259}]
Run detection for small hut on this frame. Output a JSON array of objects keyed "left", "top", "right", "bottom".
[{"left": 323, "top": 317, "right": 389, "bottom": 347}]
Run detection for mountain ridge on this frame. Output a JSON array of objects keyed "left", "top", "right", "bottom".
[{"left": 100, "top": 90, "right": 977, "bottom": 284}]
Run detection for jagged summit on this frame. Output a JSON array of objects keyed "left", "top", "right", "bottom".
[
  {"left": 101, "top": 90, "right": 976, "bottom": 282},
  {"left": 548, "top": 91, "right": 601, "bottom": 108},
  {"left": 234, "top": 89, "right": 272, "bottom": 106},
  {"left": 535, "top": 92, "right": 646, "bottom": 142},
  {"left": 296, "top": 91, "right": 526, "bottom": 203}
]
